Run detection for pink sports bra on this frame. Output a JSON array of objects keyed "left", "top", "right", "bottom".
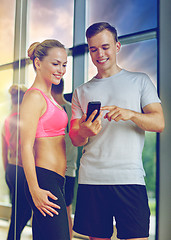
[{"left": 26, "top": 88, "right": 68, "bottom": 138}]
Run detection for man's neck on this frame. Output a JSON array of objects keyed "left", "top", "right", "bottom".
[{"left": 96, "top": 65, "right": 122, "bottom": 79}]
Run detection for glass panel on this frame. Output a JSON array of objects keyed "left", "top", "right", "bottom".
[
  {"left": 117, "top": 39, "right": 157, "bottom": 85},
  {"left": 87, "top": 0, "right": 157, "bottom": 36},
  {"left": 28, "top": 0, "right": 74, "bottom": 48},
  {"left": 0, "top": 0, "right": 15, "bottom": 65},
  {"left": 0, "top": 69, "right": 14, "bottom": 238},
  {"left": 0, "top": 1, "right": 18, "bottom": 238},
  {"left": 0, "top": 70, "right": 13, "bottom": 203},
  {"left": 143, "top": 132, "right": 156, "bottom": 239},
  {"left": 26, "top": 64, "right": 36, "bottom": 88},
  {"left": 0, "top": 68, "right": 31, "bottom": 238},
  {"left": 63, "top": 56, "right": 73, "bottom": 94}
]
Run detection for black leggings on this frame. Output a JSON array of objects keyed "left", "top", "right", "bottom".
[
  {"left": 25, "top": 167, "right": 70, "bottom": 240},
  {"left": 5, "top": 164, "right": 32, "bottom": 240}
]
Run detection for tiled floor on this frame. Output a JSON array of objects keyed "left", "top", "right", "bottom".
[
  {"left": 0, "top": 219, "right": 118, "bottom": 239},
  {"left": 0, "top": 219, "right": 89, "bottom": 240},
  {"left": 0, "top": 218, "right": 155, "bottom": 240},
  {"left": 0, "top": 219, "right": 31, "bottom": 240}
]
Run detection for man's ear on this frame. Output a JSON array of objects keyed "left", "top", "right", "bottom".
[
  {"left": 34, "top": 57, "right": 41, "bottom": 69},
  {"left": 116, "top": 42, "right": 121, "bottom": 53}
]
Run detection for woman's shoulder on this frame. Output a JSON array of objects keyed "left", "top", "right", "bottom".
[
  {"left": 24, "top": 88, "right": 46, "bottom": 102},
  {"left": 21, "top": 88, "right": 46, "bottom": 115}
]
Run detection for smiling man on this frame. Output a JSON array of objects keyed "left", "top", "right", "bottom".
[{"left": 69, "top": 22, "right": 165, "bottom": 240}]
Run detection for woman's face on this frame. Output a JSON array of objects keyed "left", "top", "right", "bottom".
[{"left": 38, "top": 47, "right": 67, "bottom": 85}]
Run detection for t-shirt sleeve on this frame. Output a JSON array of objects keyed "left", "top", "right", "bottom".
[
  {"left": 141, "top": 74, "right": 161, "bottom": 109},
  {"left": 71, "top": 89, "right": 84, "bottom": 121}
]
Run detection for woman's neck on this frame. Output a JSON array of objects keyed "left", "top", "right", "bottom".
[
  {"left": 52, "top": 93, "right": 67, "bottom": 106},
  {"left": 31, "top": 76, "right": 52, "bottom": 96}
]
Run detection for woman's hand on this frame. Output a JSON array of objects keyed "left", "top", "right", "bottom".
[{"left": 31, "top": 188, "right": 60, "bottom": 217}]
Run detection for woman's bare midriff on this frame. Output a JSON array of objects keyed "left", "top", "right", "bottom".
[
  {"left": 34, "top": 135, "right": 67, "bottom": 177},
  {"left": 8, "top": 157, "right": 23, "bottom": 167}
]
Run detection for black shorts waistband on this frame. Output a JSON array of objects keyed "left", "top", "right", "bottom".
[{"left": 35, "top": 166, "right": 65, "bottom": 189}]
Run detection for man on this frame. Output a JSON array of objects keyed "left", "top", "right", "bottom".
[{"left": 69, "top": 22, "right": 165, "bottom": 240}]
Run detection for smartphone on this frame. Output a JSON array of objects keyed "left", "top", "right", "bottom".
[{"left": 86, "top": 101, "right": 101, "bottom": 122}]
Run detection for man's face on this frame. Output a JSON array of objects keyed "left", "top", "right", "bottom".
[{"left": 87, "top": 29, "right": 120, "bottom": 78}]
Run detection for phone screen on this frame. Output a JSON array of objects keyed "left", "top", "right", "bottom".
[{"left": 86, "top": 101, "right": 101, "bottom": 121}]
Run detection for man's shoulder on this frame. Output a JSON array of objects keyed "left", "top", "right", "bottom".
[
  {"left": 75, "top": 77, "right": 96, "bottom": 92},
  {"left": 123, "top": 69, "right": 148, "bottom": 78},
  {"left": 122, "top": 70, "right": 151, "bottom": 85}
]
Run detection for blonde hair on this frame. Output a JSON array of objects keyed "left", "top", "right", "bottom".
[
  {"left": 9, "top": 84, "right": 27, "bottom": 104},
  {"left": 28, "top": 39, "right": 65, "bottom": 70}
]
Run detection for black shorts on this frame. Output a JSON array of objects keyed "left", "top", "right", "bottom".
[
  {"left": 64, "top": 176, "right": 76, "bottom": 207},
  {"left": 73, "top": 184, "right": 150, "bottom": 239}
]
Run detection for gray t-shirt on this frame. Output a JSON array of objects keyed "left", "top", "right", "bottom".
[{"left": 71, "top": 69, "right": 161, "bottom": 185}]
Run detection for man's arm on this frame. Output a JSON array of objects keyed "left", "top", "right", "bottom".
[
  {"left": 132, "top": 103, "right": 165, "bottom": 132},
  {"left": 69, "top": 111, "right": 103, "bottom": 147},
  {"left": 101, "top": 102, "right": 165, "bottom": 133}
]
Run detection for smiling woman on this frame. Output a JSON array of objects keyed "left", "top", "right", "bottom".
[{"left": 20, "top": 39, "right": 70, "bottom": 240}]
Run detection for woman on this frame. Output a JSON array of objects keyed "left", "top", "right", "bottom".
[
  {"left": 20, "top": 39, "right": 70, "bottom": 240},
  {"left": 2, "top": 84, "right": 32, "bottom": 240}
]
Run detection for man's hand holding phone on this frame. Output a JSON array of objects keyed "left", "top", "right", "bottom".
[
  {"left": 69, "top": 101, "right": 103, "bottom": 147},
  {"left": 78, "top": 101, "right": 102, "bottom": 139},
  {"left": 86, "top": 101, "right": 101, "bottom": 122}
]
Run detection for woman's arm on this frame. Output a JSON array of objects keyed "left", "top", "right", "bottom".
[{"left": 20, "top": 90, "right": 60, "bottom": 217}]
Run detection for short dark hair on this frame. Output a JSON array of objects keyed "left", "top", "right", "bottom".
[
  {"left": 51, "top": 78, "right": 64, "bottom": 94},
  {"left": 86, "top": 22, "right": 118, "bottom": 42}
]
